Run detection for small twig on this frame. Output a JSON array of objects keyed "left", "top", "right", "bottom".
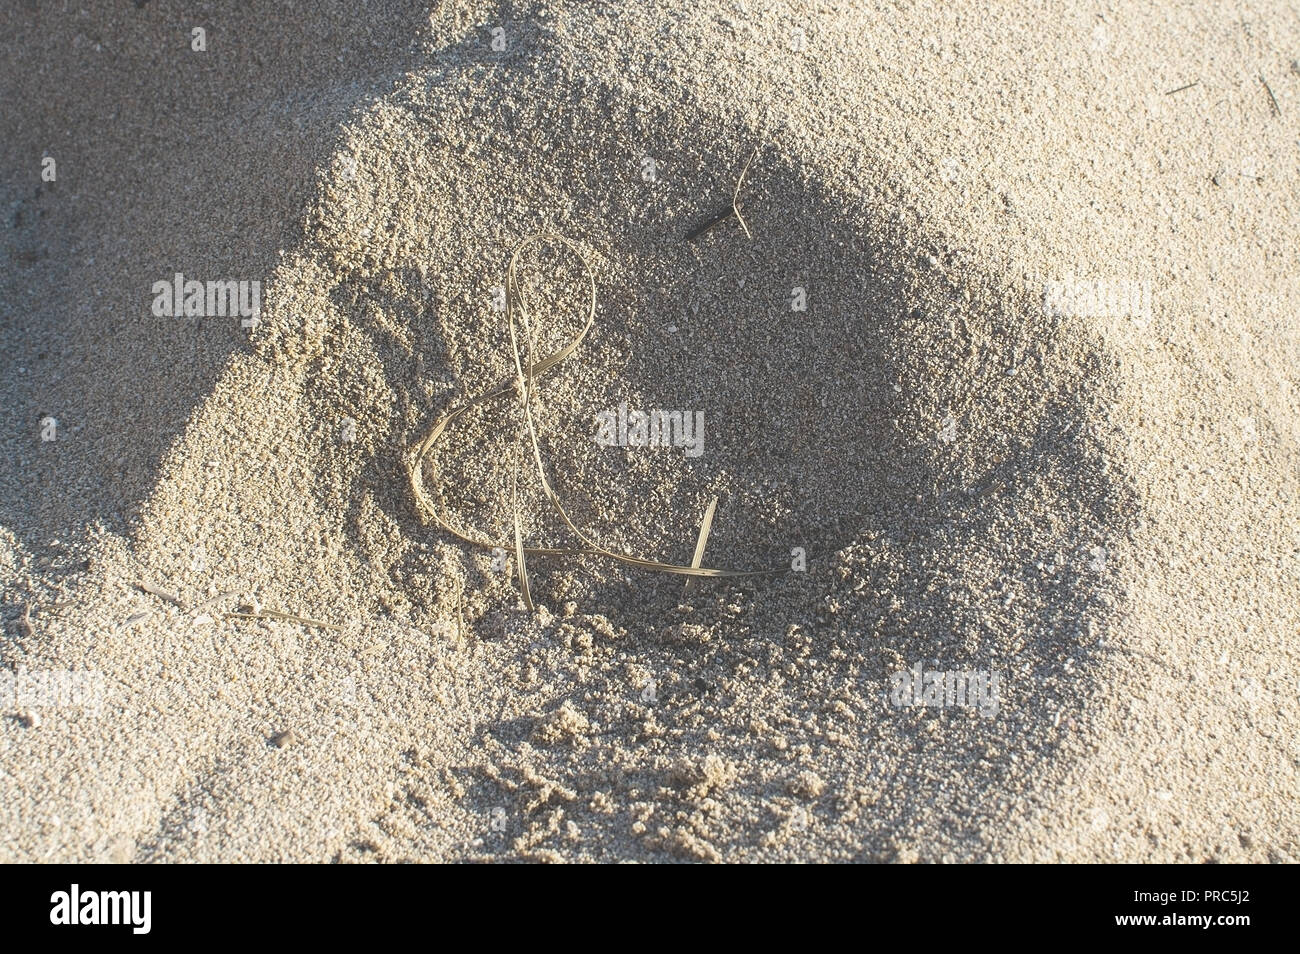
[
  {"left": 224, "top": 610, "right": 341, "bottom": 632},
  {"left": 1165, "top": 80, "right": 1199, "bottom": 95},
  {"left": 1261, "top": 75, "right": 1281, "bottom": 116}
]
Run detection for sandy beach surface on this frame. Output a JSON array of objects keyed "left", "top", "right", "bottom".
[{"left": 1, "top": 1, "right": 1297, "bottom": 862}]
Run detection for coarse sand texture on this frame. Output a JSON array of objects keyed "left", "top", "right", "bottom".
[{"left": 0, "top": 1, "right": 1296, "bottom": 862}]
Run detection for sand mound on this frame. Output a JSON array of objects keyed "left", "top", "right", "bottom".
[{"left": 2, "top": 1, "right": 1296, "bottom": 862}]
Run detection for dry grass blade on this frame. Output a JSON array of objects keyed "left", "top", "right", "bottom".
[
  {"left": 685, "top": 495, "right": 719, "bottom": 593},
  {"left": 224, "top": 610, "right": 341, "bottom": 632},
  {"left": 511, "top": 455, "right": 534, "bottom": 612},
  {"left": 405, "top": 232, "right": 784, "bottom": 610},
  {"left": 732, "top": 145, "right": 759, "bottom": 239}
]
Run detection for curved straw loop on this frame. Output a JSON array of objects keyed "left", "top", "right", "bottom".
[{"left": 405, "top": 232, "right": 782, "bottom": 608}]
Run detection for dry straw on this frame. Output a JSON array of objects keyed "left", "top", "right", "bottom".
[{"left": 405, "top": 233, "right": 781, "bottom": 609}]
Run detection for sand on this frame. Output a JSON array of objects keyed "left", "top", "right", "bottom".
[{"left": 1, "top": 0, "right": 1296, "bottom": 862}]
